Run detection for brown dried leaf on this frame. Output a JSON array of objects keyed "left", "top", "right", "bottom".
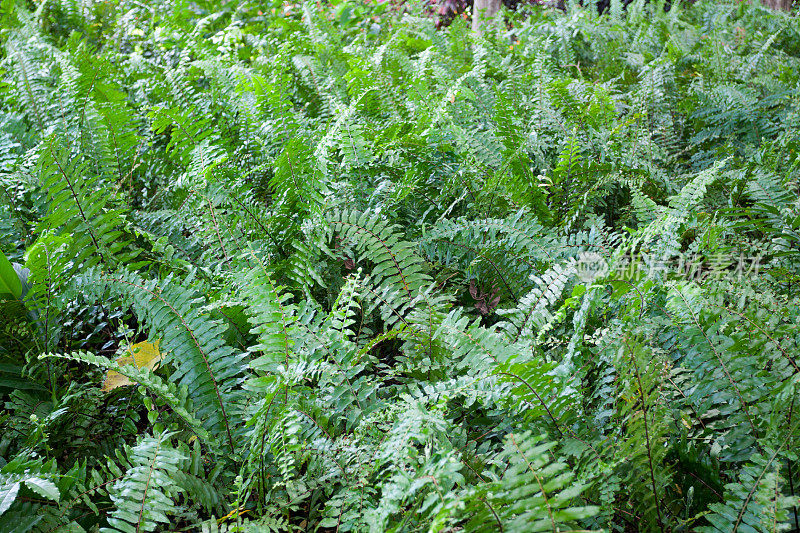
[{"left": 101, "top": 341, "right": 162, "bottom": 392}]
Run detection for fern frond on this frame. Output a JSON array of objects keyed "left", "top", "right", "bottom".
[
  {"left": 459, "top": 432, "right": 598, "bottom": 532},
  {"left": 103, "top": 432, "right": 186, "bottom": 533},
  {"left": 234, "top": 252, "right": 300, "bottom": 375},
  {"left": 698, "top": 449, "right": 794, "bottom": 533},
  {"left": 40, "top": 350, "right": 215, "bottom": 446},
  {"left": 321, "top": 209, "right": 432, "bottom": 316},
  {"left": 74, "top": 269, "right": 245, "bottom": 454},
  {"left": 36, "top": 135, "right": 129, "bottom": 271}
]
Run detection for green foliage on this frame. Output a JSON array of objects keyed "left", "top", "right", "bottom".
[
  {"left": 0, "top": 0, "right": 799, "bottom": 531},
  {"left": 457, "top": 432, "right": 598, "bottom": 531},
  {"left": 103, "top": 432, "right": 186, "bottom": 533}
]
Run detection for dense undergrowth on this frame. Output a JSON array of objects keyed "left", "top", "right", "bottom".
[{"left": 1, "top": 0, "right": 799, "bottom": 530}]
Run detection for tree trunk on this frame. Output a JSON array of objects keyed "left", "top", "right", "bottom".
[
  {"left": 760, "top": 0, "right": 793, "bottom": 9},
  {"left": 471, "top": 0, "right": 502, "bottom": 34}
]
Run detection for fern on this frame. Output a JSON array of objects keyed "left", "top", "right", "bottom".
[
  {"left": 103, "top": 432, "right": 186, "bottom": 533},
  {"left": 40, "top": 350, "right": 215, "bottom": 446},
  {"left": 1, "top": 1, "right": 800, "bottom": 531},
  {"left": 698, "top": 449, "right": 794, "bottom": 533},
  {"left": 73, "top": 269, "right": 245, "bottom": 455},
  {"left": 35, "top": 136, "right": 130, "bottom": 271},
  {"left": 458, "top": 432, "right": 598, "bottom": 532}
]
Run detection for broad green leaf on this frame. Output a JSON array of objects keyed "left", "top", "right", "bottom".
[
  {"left": 0, "top": 482, "right": 20, "bottom": 516},
  {"left": 0, "top": 250, "right": 21, "bottom": 300},
  {"left": 24, "top": 478, "right": 59, "bottom": 503}
]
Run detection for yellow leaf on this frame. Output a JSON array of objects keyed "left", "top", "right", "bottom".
[{"left": 101, "top": 341, "right": 161, "bottom": 392}]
